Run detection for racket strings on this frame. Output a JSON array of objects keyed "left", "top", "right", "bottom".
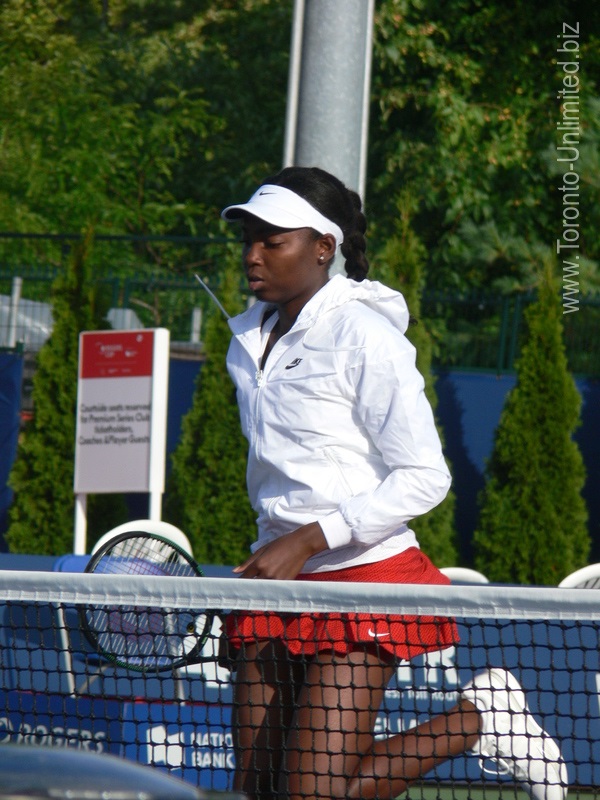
[
  {"left": 83, "top": 533, "right": 211, "bottom": 671},
  {"left": 92, "top": 535, "right": 198, "bottom": 579}
]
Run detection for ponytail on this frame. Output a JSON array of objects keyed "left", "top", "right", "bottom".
[{"left": 263, "top": 166, "right": 370, "bottom": 281}]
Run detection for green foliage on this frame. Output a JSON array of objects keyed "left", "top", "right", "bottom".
[
  {"left": 164, "top": 245, "right": 255, "bottom": 564},
  {"left": 369, "top": 0, "right": 600, "bottom": 295},
  {"left": 0, "top": 0, "right": 290, "bottom": 240},
  {"left": 374, "top": 193, "right": 457, "bottom": 567},
  {"left": 6, "top": 234, "right": 128, "bottom": 555},
  {"left": 1, "top": 0, "right": 598, "bottom": 288},
  {"left": 0, "top": 0, "right": 211, "bottom": 235},
  {"left": 473, "top": 259, "right": 589, "bottom": 585}
]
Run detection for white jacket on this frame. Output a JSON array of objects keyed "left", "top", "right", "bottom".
[{"left": 226, "top": 274, "right": 451, "bottom": 573}]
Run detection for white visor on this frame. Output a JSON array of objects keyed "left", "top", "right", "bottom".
[{"left": 221, "top": 184, "right": 344, "bottom": 250}]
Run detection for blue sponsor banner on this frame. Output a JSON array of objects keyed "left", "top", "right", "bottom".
[
  {"left": 122, "top": 701, "right": 233, "bottom": 790},
  {"left": 0, "top": 690, "right": 122, "bottom": 756}
]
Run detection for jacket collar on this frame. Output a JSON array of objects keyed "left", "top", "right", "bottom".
[{"left": 228, "top": 274, "right": 410, "bottom": 337}]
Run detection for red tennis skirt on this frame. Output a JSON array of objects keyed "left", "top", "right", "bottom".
[{"left": 224, "top": 547, "right": 459, "bottom": 662}]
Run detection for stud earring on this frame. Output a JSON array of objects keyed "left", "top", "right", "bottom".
[{"left": 318, "top": 255, "right": 325, "bottom": 263}]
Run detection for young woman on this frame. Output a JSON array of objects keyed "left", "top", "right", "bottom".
[{"left": 221, "top": 166, "right": 567, "bottom": 800}]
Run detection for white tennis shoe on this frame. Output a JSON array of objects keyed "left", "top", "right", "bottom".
[{"left": 462, "top": 667, "right": 568, "bottom": 800}]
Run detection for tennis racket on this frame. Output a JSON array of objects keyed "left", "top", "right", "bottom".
[{"left": 81, "top": 531, "right": 216, "bottom": 673}]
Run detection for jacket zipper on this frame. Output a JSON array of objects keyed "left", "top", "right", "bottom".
[{"left": 253, "top": 367, "right": 266, "bottom": 462}]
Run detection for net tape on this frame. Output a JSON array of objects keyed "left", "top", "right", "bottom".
[
  {"left": 0, "top": 570, "right": 598, "bottom": 797},
  {"left": 5, "top": 569, "right": 600, "bottom": 618}
]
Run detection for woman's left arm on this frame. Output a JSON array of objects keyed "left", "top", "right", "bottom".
[
  {"left": 319, "top": 335, "right": 451, "bottom": 551},
  {"left": 233, "top": 521, "right": 328, "bottom": 580}
]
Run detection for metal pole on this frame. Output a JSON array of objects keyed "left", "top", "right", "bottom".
[
  {"left": 358, "top": 0, "right": 375, "bottom": 200},
  {"left": 8, "top": 276, "right": 22, "bottom": 349},
  {"left": 283, "top": 0, "right": 305, "bottom": 168},
  {"left": 283, "top": 0, "right": 375, "bottom": 274}
]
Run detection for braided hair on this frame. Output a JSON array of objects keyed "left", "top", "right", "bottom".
[{"left": 262, "top": 166, "right": 369, "bottom": 281}]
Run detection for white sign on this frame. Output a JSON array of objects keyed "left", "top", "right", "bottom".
[
  {"left": 73, "top": 329, "right": 170, "bottom": 553},
  {"left": 74, "top": 329, "right": 169, "bottom": 494}
]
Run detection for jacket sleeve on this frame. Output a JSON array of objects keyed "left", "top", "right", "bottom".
[{"left": 318, "top": 332, "right": 451, "bottom": 550}]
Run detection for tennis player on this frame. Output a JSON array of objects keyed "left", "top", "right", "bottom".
[{"left": 221, "top": 166, "right": 567, "bottom": 800}]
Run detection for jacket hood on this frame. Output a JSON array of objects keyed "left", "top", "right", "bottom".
[{"left": 229, "top": 274, "right": 410, "bottom": 337}]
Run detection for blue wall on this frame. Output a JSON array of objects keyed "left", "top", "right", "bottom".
[
  {"left": 0, "top": 353, "right": 23, "bottom": 541},
  {"left": 435, "top": 370, "right": 600, "bottom": 563}
]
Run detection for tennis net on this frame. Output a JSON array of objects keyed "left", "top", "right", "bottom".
[{"left": 0, "top": 569, "right": 598, "bottom": 799}]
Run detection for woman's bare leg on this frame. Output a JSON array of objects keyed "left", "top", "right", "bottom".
[
  {"left": 280, "top": 649, "right": 395, "bottom": 800},
  {"left": 347, "top": 699, "right": 481, "bottom": 799},
  {"left": 232, "top": 641, "right": 480, "bottom": 800},
  {"left": 231, "top": 638, "right": 305, "bottom": 800}
]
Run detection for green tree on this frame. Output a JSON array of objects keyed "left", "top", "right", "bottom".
[
  {"left": 0, "top": 1, "right": 215, "bottom": 237},
  {"left": 473, "top": 258, "right": 589, "bottom": 585},
  {"left": 0, "top": 0, "right": 290, "bottom": 242},
  {"left": 369, "top": 0, "right": 600, "bottom": 295},
  {"left": 375, "top": 193, "right": 457, "bottom": 567},
  {"left": 164, "top": 246, "right": 255, "bottom": 564},
  {"left": 6, "top": 234, "right": 127, "bottom": 555}
]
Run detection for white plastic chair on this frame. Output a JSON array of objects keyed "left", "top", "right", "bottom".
[
  {"left": 558, "top": 563, "right": 600, "bottom": 589},
  {"left": 90, "top": 519, "right": 193, "bottom": 558},
  {"left": 440, "top": 566, "right": 490, "bottom": 585}
]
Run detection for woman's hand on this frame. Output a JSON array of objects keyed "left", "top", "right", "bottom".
[{"left": 233, "top": 522, "right": 328, "bottom": 580}]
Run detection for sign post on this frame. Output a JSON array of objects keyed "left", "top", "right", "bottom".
[{"left": 73, "top": 329, "right": 170, "bottom": 554}]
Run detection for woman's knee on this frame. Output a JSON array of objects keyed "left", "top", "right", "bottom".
[
  {"left": 347, "top": 771, "right": 409, "bottom": 800},
  {"left": 281, "top": 771, "right": 351, "bottom": 800}
]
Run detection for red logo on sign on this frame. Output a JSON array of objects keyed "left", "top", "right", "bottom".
[{"left": 80, "top": 331, "right": 154, "bottom": 378}]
